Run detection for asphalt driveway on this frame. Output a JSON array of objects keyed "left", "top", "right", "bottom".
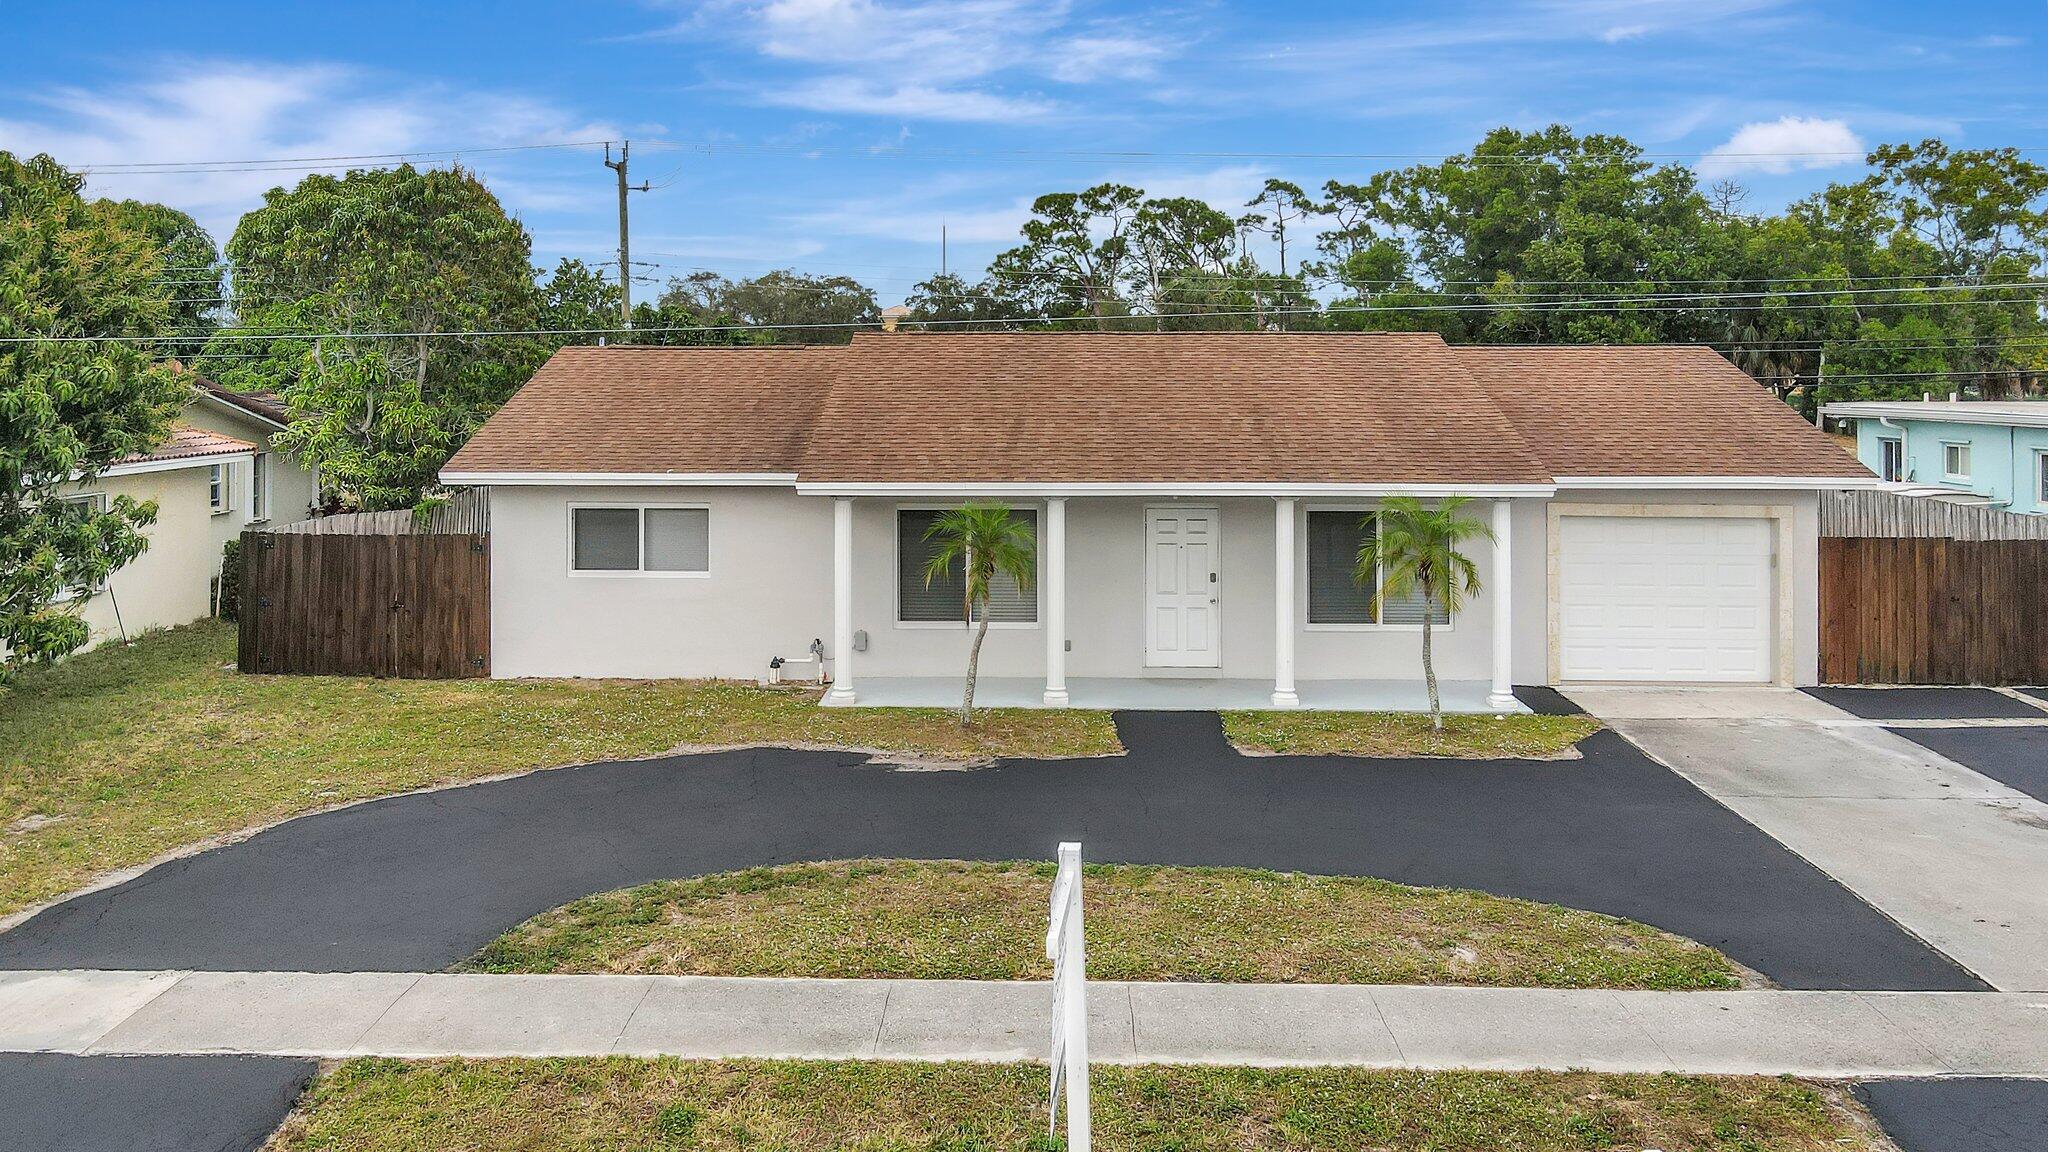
[
  {"left": 0, "top": 1053, "right": 312, "bottom": 1152},
  {"left": 0, "top": 710, "right": 1977, "bottom": 989},
  {"left": 1856, "top": 1078, "right": 2048, "bottom": 1152}
]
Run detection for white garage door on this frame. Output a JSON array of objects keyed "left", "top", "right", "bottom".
[{"left": 1558, "top": 516, "right": 1774, "bottom": 683}]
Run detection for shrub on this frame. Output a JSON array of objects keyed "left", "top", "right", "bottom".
[{"left": 215, "top": 538, "right": 241, "bottom": 621}]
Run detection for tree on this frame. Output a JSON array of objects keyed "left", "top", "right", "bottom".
[
  {"left": 1242, "top": 178, "right": 1318, "bottom": 277},
  {"left": 921, "top": 503, "right": 1036, "bottom": 726},
  {"left": 200, "top": 165, "right": 544, "bottom": 510},
  {"left": 656, "top": 269, "right": 877, "bottom": 343},
  {"left": 1315, "top": 126, "right": 1724, "bottom": 343},
  {"left": 1, "top": 152, "right": 187, "bottom": 671},
  {"left": 94, "top": 199, "right": 223, "bottom": 339},
  {"left": 1356, "top": 497, "right": 1492, "bottom": 730},
  {"left": 903, "top": 272, "right": 1037, "bottom": 328},
  {"left": 988, "top": 184, "right": 1143, "bottom": 328}
]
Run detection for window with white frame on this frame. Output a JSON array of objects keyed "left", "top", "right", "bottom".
[
  {"left": 896, "top": 507, "right": 1037, "bottom": 624},
  {"left": 208, "top": 462, "right": 232, "bottom": 513},
  {"left": 250, "top": 453, "right": 270, "bottom": 521},
  {"left": 52, "top": 493, "right": 109, "bottom": 602},
  {"left": 1305, "top": 510, "right": 1450, "bottom": 627},
  {"left": 2038, "top": 450, "right": 2048, "bottom": 505},
  {"left": 570, "top": 505, "right": 710, "bottom": 574},
  {"left": 1943, "top": 442, "right": 1971, "bottom": 481},
  {"left": 1878, "top": 437, "right": 1904, "bottom": 483}
]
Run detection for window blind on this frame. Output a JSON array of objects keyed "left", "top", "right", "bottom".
[
  {"left": 898, "top": 508, "right": 1037, "bottom": 623},
  {"left": 1306, "top": 510, "right": 1449, "bottom": 626}
]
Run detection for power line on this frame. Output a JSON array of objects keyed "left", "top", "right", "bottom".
[{"left": 21, "top": 290, "right": 2048, "bottom": 346}]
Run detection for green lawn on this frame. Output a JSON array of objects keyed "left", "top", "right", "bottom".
[
  {"left": 463, "top": 860, "right": 1741, "bottom": 989},
  {"left": 1223, "top": 710, "right": 1601, "bottom": 757},
  {"left": 0, "top": 624, "right": 1118, "bottom": 919},
  {"left": 265, "top": 1058, "right": 1886, "bottom": 1152}
]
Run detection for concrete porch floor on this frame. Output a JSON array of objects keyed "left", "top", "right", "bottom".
[{"left": 844, "top": 676, "right": 1524, "bottom": 713}]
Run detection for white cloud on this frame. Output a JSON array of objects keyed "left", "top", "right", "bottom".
[
  {"left": 1049, "top": 33, "right": 1170, "bottom": 83},
  {"left": 757, "top": 77, "right": 1057, "bottom": 123},
  {"left": 1697, "top": 116, "right": 1865, "bottom": 177},
  {"left": 0, "top": 59, "right": 616, "bottom": 242},
  {"left": 656, "top": 0, "right": 1183, "bottom": 123}
]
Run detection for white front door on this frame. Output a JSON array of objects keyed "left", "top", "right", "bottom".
[
  {"left": 1145, "top": 506, "right": 1221, "bottom": 667},
  {"left": 1557, "top": 515, "right": 1775, "bottom": 683}
]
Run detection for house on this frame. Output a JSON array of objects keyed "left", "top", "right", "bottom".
[
  {"left": 62, "top": 377, "right": 319, "bottom": 644},
  {"left": 442, "top": 332, "right": 1876, "bottom": 711},
  {"left": 1821, "top": 400, "right": 2048, "bottom": 514}
]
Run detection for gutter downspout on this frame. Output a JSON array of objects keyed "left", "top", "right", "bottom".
[{"left": 1877, "top": 417, "right": 1909, "bottom": 482}]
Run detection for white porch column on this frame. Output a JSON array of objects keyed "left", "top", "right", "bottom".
[
  {"left": 1487, "top": 498, "right": 1516, "bottom": 712},
  {"left": 1272, "top": 496, "right": 1300, "bottom": 708},
  {"left": 823, "top": 497, "right": 858, "bottom": 706},
  {"left": 1042, "top": 497, "right": 1070, "bottom": 707}
]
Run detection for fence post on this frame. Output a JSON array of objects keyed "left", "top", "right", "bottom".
[{"left": 1046, "top": 842, "right": 1090, "bottom": 1152}]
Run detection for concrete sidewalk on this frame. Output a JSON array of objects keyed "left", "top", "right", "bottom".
[
  {"left": 1573, "top": 687, "right": 2048, "bottom": 993},
  {"left": 7, "top": 969, "right": 2048, "bottom": 1077}
]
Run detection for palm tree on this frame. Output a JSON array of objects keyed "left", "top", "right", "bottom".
[
  {"left": 923, "top": 503, "right": 1037, "bottom": 726},
  {"left": 1356, "top": 496, "right": 1493, "bottom": 730}
]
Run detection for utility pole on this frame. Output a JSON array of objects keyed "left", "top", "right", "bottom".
[{"left": 604, "top": 141, "right": 650, "bottom": 334}]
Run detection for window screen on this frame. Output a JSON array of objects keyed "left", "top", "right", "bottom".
[
  {"left": 898, "top": 508, "right": 1037, "bottom": 623},
  {"left": 572, "top": 507, "right": 640, "bottom": 570},
  {"left": 1945, "top": 443, "right": 1971, "bottom": 478},
  {"left": 1306, "top": 511, "right": 1375, "bottom": 624},
  {"left": 644, "top": 507, "right": 710, "bottom": 572},
  {"left": 1305, "top": 510, "right": 1449, "bottom": 626}
]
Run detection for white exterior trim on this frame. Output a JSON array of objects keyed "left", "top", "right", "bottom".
[
  {"left": 102, "top": 450, "right": 254, "bottom": 479},
  {"left": 799, "top": 481, "right": 1560, "bottom": 498},
  {"left": 1823, "top": 401, "right": 2048, "bottom": 430},
  {"left": 442, "top": 470, "right": 798, "bottom": 486},
  {"left": 1552, "top": 475, "right": 1878, "bottom": 490}
]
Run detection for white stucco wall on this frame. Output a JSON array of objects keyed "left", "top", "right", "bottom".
[
  {"left": 184, "top": 401, "right": 321, "bottom": 551},
  {"left": 487, "top": 484, "right": 1823, "bottom": 687},
  {"left": 490, "top": 484, "right": 834, "bottom": 679},
  {"left": 67, "top": 466, "right": 217, "bottom": 644}
]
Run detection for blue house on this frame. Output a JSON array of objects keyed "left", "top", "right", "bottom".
[{"left": 1822, "top": 401, "right": 2048, "bottom": 513}]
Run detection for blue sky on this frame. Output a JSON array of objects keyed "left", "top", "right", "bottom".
[{"left": 2, "top": 1, "right": 2042, "bottom": 304}]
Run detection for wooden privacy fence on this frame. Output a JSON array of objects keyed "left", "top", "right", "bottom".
[
  {"left": 1820, "top": 536, "right": 2048, "bottom": 685},
  {"left": 237, "top": 491, "right": 491, "bottom": 678}
]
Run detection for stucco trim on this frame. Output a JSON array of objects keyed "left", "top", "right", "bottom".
[
  {"left": 1551, "top": 475, "right": 1877, "bottom": 490},
  {"left": 799, "top": 482, "right": 1560, "bottom": 498},
  {"left": 1546, "top": 501, "right": 1799, "bottom": 687},
  {"left": 443, "top": 471, "right": 798, "bottom": 486},
  {"left": 102, "top": 450, "right": 254, "bottom": 479}
]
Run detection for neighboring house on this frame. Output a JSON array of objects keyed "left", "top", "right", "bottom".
[
  {"left": 61, "top": 378, "right": 318, "bottom": 645},
  {"left": 1822, "top": 400, "right": 2048, "bottom": 513},
  {"left": 442, "top": 333, "right": 1876, "bottom": 710}
]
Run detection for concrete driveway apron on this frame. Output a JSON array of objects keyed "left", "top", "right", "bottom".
[{"left": 1574, "top": 686, "right": 2048, "bottom": 992}]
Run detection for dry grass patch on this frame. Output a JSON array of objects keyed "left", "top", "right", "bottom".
[
  {"left": 266, "top": 1057, "right": 1887, "bottom": 1152},
  {"left": 463, "top": 860, "right": 1740, "bottom": 989},
  {"left": 1223, "top": 710, "right": 1601, "bottom": 758},
  {"left": 0, "top": 624, "right": 1117, "bottom": 919}
]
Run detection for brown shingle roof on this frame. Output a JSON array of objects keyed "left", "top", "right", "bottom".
[
  {"left": 194, "top": 377, "right": 291, "bottom": 425},
  {"left": 1455, "top": 345, "right": 1873, "bottom": 479},
  {"left": 444, "top": 334, "right": 1873, "bottom": 485},
  {"left": 444, "top": 345, "right": 838, "bottom": 475},
  {"left": 799, "top": 331, "right": 1548, "bottom": 484}
]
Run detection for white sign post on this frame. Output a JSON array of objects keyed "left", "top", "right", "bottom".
[{"left": 1046, "top": 841, "right": 1091, "bottom": 1152}]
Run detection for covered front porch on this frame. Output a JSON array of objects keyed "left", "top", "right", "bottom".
[
  {"left": 848, "top": 675, "right": 1513, "bottom": 712},
  {"left": 816, "top": 490, "right": 1535, "bottom": 714}
]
